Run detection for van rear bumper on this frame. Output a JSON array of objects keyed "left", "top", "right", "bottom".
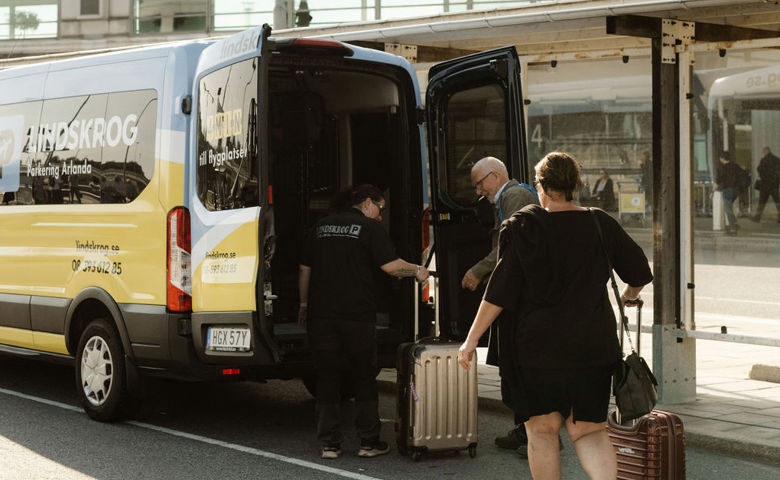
[{"left": 191, "top": 311, "right": 275, "bottom": 366}]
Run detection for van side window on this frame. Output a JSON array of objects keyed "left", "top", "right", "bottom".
[
  {"left": 443, "top": 84, "right": 508, "bottom": 205},
  {"left": 102, "top": 90, "right": 157, "bottom": 204},
  {"left": 0, "top": 90, "right": 156, "bottom": 206},
  {"left": 0, "top": 101, "right": 41, "bottom": 205},
  {"left": 196, "top": 57, "right": 259, "bottom": 211}
]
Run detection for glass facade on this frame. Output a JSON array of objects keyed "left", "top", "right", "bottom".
[
  {"left": 0, "top": 1, "right": 58, "bottom": 40},
  {"left": 691, "top": 46, "right": 780, "bottom": 341},
  {"left": 526, "top": 56, "right": 653, "bottom": 233},
  {"left": 132, "top": 1, "right": 542, "bottom": 34}
]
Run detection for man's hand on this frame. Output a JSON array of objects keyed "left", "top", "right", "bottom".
[
  {"left": 461, "top": 269, "right": 480, "bottom": 291},
  {"left": 415, "top": 265, "right": 430, "bottom": 282}
]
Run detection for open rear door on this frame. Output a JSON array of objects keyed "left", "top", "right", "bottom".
[
  {"left": 189, "top": 25, "right": 277, "bottom": 365},
  {"left": 425, "top": 46, "right": 527, "bottom": 340}
]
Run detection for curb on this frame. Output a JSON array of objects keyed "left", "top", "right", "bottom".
[
  {"left": 683, "top": 428, "right": 780, "bottom": 466},
  {"left": 749, "top": 364, "right": 780, "bottom": 384}
]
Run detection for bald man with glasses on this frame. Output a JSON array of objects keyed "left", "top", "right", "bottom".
[{"left": 462, "top": 156, "right": 540, "bottom": 456}]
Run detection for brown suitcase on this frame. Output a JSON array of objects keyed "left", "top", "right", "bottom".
[{"left": 607, "top": 409, "right": 686, "bottom": 479}]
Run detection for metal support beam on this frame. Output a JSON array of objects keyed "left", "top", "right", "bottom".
[
  {"left": 607, "top": 14, "right": 780, "bottom": 42},
  {"left": 651, "top": 36, "right": 679, "bottom": 330},
  {"left": 650, "top": 25, "right": 696, "bottom": 404}
]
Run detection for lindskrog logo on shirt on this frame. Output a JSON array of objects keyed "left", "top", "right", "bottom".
[{"left": 317, "top": 224, "right": 362, "bottom": 239}]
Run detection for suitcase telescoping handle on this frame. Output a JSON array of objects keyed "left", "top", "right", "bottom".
[
  {"left": 413, "top": 271, "right": 439, "bottom": 341},
  {"left": 621, "top": 298, "right": 643, "bottom": 353}
]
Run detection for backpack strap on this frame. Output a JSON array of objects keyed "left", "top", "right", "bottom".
[{"left": 497, "top": 183, "right": 539, "bottom": 221}]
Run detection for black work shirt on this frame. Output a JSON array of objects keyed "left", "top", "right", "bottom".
[
  {"left": 484, "top": 206, "right": 653, "bottom": 369},
  {"left": 301, "top": 208, "right": 398, "bottom": 318}
]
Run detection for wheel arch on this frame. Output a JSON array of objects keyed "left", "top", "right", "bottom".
[{"left": 64, "top": 287, "right": 134, "bottom": 361}]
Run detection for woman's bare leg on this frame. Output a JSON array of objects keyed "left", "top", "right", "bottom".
[
  {"left": 565, "top": 414, "right": 616, "bottom": 480},
  {"left": 525, "top": 412, "right": 564, "bottom": 480}
]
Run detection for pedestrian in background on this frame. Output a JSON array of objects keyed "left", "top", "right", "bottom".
[
  {"left": 751, "top": 146, "right": 780, "bottom": 224},
  {"left": 715, "top": 151, "right": 746, "bottom": 235},
  {"left": 592, "top": 169, "right": 615, "bottom": 211},
  {"left": 461, "top": 156, "right": 539, "bottom": 455},
  {"left": 298, "top": 184, "right": 429, "bottom": 460},
  {"left": 458, "top": 152, "right": 652, "bottom": 480}
]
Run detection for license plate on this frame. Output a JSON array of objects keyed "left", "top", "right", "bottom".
[{"left": 206, "top": 327, "right": 251, "bottom": 352}]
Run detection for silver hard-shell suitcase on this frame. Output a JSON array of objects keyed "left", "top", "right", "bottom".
[{"left": 396, "top": 274, "right": 478, "bottom": 461}]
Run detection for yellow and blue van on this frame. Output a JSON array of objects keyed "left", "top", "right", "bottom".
[{"left": 0, "top": 25, "right": 530, "bottom": 421}]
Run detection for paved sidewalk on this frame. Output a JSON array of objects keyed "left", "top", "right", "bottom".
[{"left": 379, "top": 335, "right": 780, "bottom": 464}]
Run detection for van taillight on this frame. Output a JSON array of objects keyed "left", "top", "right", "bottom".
[
  {"left": 167, "top": 207, "right": 192, "bottom": 312},
  {"left": 421, "top": 207, "right": 431, "bottom": 303}
]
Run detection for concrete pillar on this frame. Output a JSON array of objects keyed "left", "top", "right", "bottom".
[{"left": 653, "top": 325, "right": 696, "bottom": 403}]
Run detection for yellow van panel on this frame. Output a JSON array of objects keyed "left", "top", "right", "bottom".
[
  {"left": 192, "top": 218, "right": 259, "bottom": 312},
  {"left": 0, "top": 326, "right": 35, "bottom": 350},
  {"left": 0, "top": 158, "right": 184, "bottom": 306},
  {"left": 32, "top": 332, "right": 69, "bottom": 355}
]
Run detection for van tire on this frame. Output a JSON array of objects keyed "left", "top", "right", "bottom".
[{"left": 75, "top": 318, "right": 135, "bottom": 422}]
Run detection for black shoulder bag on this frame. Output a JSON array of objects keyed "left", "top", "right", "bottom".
[{"left": 590, "top": 209, "right": 658, "bottom": 422}]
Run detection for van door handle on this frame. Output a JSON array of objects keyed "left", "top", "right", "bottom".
[{"left": 264, "top": 293, "right": 278, "bottom": 300}]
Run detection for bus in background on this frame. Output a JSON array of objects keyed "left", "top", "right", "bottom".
[
  {"left": 0, "top": 25, "right": 530, "bottom": 421},
  {"left": 707, "top": 64, "right": 780, "bottom": 229}
]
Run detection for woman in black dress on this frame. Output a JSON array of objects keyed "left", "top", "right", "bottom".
[{"left": 458, "top": 152, "right": 652, "bottom": 480}]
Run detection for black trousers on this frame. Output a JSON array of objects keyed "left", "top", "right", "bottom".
[
  {"left": 755, "top": 186, "right": 780, "bottom": 221},
  {"left": 309, "top": 313, "right": 380, "bottom": 446}
]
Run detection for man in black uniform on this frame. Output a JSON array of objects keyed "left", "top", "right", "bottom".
[{"left": 299, "top": 184, "right": 429, "bottom": 460}]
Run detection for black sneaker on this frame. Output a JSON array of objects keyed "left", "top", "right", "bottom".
[
  {"left": 495, "top": 425, "right": 527, "bottom": 450},
  {"left": 321, "top": 445, "right": 341, "bottom": 459},
  {"left": 358, "top": 439, "right": 390, "bottom": 458}
]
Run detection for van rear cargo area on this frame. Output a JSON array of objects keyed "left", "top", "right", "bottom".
[{"left": 265, "top": 54, "right": 422, "bottom": 367}]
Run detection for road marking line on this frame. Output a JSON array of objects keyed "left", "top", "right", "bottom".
[
  {"left": 127, "top": 421, "right": 385, "bottom": 480},
  {"left": 0, "top": 387, "right": 81, "bottom": 412},
  {"left": 0, "top": 387, "right": 385, "bottom": 480}
]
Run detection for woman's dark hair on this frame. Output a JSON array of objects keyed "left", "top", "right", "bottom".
[
  {"left": 535, "top": 151, "right": 583, "bottom": 201},
  {"left": 329, "top": 184, "right": 384, "bottom": 213}
]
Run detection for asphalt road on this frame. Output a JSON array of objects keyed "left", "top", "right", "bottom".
[{"left": 1, "top": 357, "right": 778, "bottom": 480}]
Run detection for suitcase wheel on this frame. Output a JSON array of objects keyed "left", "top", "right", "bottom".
[
  {"left": 411, "top": 450, "right": 422, "bottom": 462},
  {"left": 468, "top": 444, "right": 477, "bottom": 458}
]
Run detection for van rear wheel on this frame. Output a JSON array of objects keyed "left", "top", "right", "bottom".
[{"left": 75, "top": 318, "right": 134, "bottom": 422}]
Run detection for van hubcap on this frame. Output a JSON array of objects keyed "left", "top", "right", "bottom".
[{"left": 81, "top": 336, "right": 113, "bottom": 407}]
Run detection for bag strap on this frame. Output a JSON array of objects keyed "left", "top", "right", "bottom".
[
  {"left": 497, "top": 183, "right": 539, "bottom": 221},
  {"left": 589, "top": 208, "right": 636, "bottom": 354}
]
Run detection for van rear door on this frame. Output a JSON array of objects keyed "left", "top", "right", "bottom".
[
  {"left": 425, "top": 47, "right": 528, "bottom": 340},
  {"left": 190, "top": 26, "right": 276, "bottom": 365}
]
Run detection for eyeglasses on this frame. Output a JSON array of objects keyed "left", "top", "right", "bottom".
[
  {"left": 372, "top": 200, "right": 385, "bottom": 213},
  {"left": 473, "top": 171, "right": 493, "bottom": 190}
]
